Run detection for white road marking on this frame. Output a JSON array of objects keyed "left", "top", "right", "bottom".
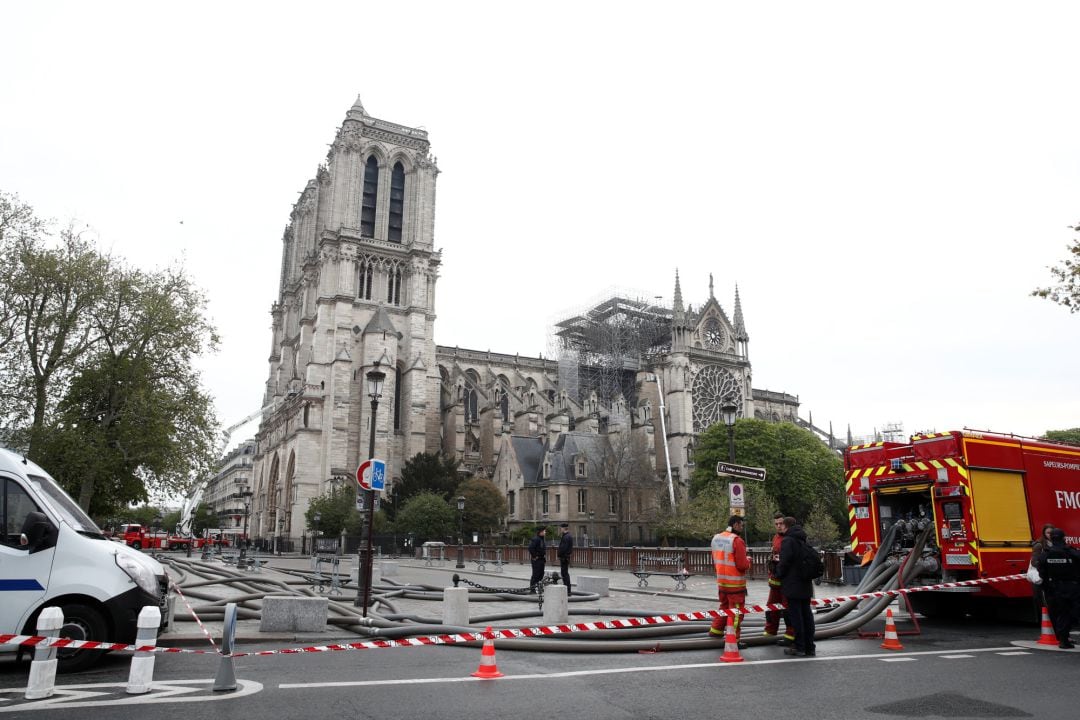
[
  {"left": 278, "top": 646, "right": 1019, "bottom": 689},
  {"left": 0, "top": 679, "right": 263, "bottom": 712},
  {"left": 940, "top": 654, "right": 974, "bottom": 659},
  {"left": 879, "top": 657, "right": 916, "bottom": 662},
  {"left": 996, "top": 651, "right": 1032, "bottom": 656}
]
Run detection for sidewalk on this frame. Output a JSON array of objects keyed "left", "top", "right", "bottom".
[{"left": 157, "top": 553, "right": 774, "bottom": 648}]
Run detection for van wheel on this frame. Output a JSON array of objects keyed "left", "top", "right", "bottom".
[
  {"left": 131, "top": 541, "right": 142, "bottom": 550},
  {"left": 55, "top": 603, "right": 108, "bottom": 673}
]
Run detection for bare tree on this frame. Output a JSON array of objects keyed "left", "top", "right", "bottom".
[{"left": 601, "top": 430, "right": 661, "bottom": 545}]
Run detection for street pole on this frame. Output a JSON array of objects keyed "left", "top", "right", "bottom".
[
  {"left": 456, "top": 496, "right": 466, "bottom": 569},
  {"left": 358, "top": 363, "right": 385, "bottom": 615}
]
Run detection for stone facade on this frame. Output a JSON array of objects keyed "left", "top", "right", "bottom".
[{"left": 248, "top": 98, "right": 800, "bottom": 543}]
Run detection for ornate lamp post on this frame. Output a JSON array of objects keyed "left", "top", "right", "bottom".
[
  {"left": 312, "top": 511, "right": 321, "bottom": 556},
  {"left": 357, "top": 362, "right": 385, "bottom": 614},
  {"left": 588, "top": 510, "right": 595, "bottom": 548},
  {"left": 455, "top": 496, "right": 466, "bottom": 569},
  {"left": 276, "top": 516, "right": 285, "bottom": 555},
  {"left": 720, "top": 399, "right": 738, "bottom": 463}
]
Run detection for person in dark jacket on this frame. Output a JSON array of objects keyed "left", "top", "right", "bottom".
[
  {"left": 1031, "top": 523, "right": 1056, "bottom": 618},
  {"left": 528, "top": 527, "right": 547, "bottom": 592},
  {"left": 775, "top": 516, "right": 816, "bottom": 657},
  {"left": 1036, "top": 527, "right": 1080, "bottom": 648},
  {"left": 557, "top": 523, "right": 574, "bottom": 591}
]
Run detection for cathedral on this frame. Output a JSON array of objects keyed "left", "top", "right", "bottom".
[{"left": 248, "top": 97, "right": 799, "bottom": 546}]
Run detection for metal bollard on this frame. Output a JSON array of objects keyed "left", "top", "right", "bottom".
[
  {"left": 25, "top": 607, "right": 63, "bottom": 700},
  {"left": 213, "top": 602, "right": 238, "bottom": 692},
  {"left": 126, "top": 606, "right": 161, "bottom": 694}
]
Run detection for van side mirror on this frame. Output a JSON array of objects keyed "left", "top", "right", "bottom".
[{"left": 19, "top": 511, "right": 56, "bottom": 553}]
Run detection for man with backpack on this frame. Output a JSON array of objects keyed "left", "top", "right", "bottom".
[
  {"left": 765, "top": 511, "right": 796, "bottom": 647},
  {"left": 776, "top": 516, "right": 818, "bottom": 657}
]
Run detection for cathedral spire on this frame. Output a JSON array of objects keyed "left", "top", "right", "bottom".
[
  {"left": 673, "top": 269, "right": 684, "bottom": 320},
  {"left": 351, "top": 95, "right": 368, "bottom": 115},
  {"left": 709, "top": 273, "right": 715, "bottom": 299},
  {"left": 733, "top": 285, "right": 748, "bottom": 341}
]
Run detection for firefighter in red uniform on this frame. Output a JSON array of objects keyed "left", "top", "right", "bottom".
[
  {"left": 709, "top": 515, "right": 751, "bottom": 641},
  {"left": 765, "top": 512, "right": 795, "bottom": 645}
]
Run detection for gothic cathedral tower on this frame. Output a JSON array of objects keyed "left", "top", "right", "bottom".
[{"left": 250, "top": 97, "right": 441, "bottom": 541}]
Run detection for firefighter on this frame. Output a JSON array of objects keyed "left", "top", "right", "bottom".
[
  {"left": 1036, "top": 527, "right": 1080, "bottom": 648},
  {"left": 765, "top": 512, "right": 795, "bottom": 646},
  {"left": 709, "top": 515, "right": 751, "bottom": 642}
]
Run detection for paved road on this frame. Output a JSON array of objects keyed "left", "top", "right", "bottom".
[{"left": 1, "top": 553, "right": 1076, "bottom": 717}]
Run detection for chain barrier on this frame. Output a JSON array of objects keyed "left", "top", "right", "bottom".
[{"left": 452, "top": 572, "right": 562, "bottom": 609}]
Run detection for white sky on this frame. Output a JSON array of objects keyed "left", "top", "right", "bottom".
[{"left": 2, "top": 1, "right": 1078, "bottom": 448}]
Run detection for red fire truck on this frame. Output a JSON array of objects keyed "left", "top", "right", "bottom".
[
  {"left": 845, "top": 429, "right": 1080, "bottom": 620},
  {"left": 117, "top": 524, "right": 225, "bottom": 551}
]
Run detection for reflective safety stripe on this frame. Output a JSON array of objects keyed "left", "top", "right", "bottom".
[{"left": 712, "top": 531, "right": 746, "bottom": 592}]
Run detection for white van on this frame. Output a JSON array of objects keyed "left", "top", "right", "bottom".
[{"left": 0, "top": 448, "right": 169, "bottom": 672}]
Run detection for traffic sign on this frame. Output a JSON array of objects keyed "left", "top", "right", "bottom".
[
  {"left": 716, "top": 461, "right": 767, "bottom": 481},
  {"left": 356, "top": 459, "right": 386, "bottom": 491},
  {"left": 729, "top": 481, "right": 745, "bottom": 508}
]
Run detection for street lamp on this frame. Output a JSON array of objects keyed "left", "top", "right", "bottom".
[
  {"left": 456, "top": 495, "right": 466, "bottom": 569},
  {"left": 236, "top": 481, "right": 252, "bottom": 556},
  {"left": 276, "top": 516, "right": 285, "bottom": 556},
  {"left": 588, "top": 510, "right": 595, "bottom": 548},
  {"left": 720, "top": 399, "right": 738, "bottom": 463},
  {"left": 358, "top": 361, "right": 386, "bottom": 614},
  {"left": 312, "top": 511, "right": 321, "bottom": 556}
]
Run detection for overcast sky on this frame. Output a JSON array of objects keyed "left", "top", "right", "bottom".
[{"left": 2, "top": 1, "right": 1078, "bottom": 450}]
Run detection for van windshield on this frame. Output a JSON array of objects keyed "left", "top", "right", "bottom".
[{"left": 28, "top": 473, "right": 101, "bottom": 534}]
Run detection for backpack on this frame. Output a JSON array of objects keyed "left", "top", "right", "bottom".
[{"left": 798, "top": 541, "right": 825, "bottom": 581}]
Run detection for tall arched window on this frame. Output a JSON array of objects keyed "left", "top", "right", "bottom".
[
  {"left": 465, "top": 387, "right": 478, "bottom": 424},
  {"left": 387, "top": 267, "right": 402, "bottom": 305},
  {"left": 388, "top": 161, "right": 405, "bottom": 243},
  {"left": 358, "top": 260, "right": 373, "bottom": 300},
  {"left": 361, "top": 156, "right": 379, "bottom": 238},
  {"left": 393, "top": 365, "right": 402, "bottom": 430}
]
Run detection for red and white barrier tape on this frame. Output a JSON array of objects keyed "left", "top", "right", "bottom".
[
  {"left": 167, "top": 570, "right": 219, "bottom": 653},
  {"left": 1, "top": 572, "right": 1026, "bottom": 657}
]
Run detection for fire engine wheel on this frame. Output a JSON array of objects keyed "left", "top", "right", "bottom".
[
  {"left": 131, "top": 540, "right": 142, "bottom": 550},
  {"left": 54, "top": 603, "right": 108, "bottom": 673}
]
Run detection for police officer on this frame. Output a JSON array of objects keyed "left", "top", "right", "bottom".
[
  {"left": 528, "top": 527, "right": 547, "bottom": 592},
  {"left": 1036, "top": 528, "right": 1080, "bottom": 649}
]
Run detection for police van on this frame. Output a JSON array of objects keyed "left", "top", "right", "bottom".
[{"left": 0, "top": 448, "right": 169, "bottom": 671}]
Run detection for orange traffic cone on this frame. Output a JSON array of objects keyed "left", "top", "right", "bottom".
[
  {"left": 718, "top": 614, "right": 744, "bottom": 663},
  {"left": 1037, "top": 607, "right": 1058, "bottom": 646},
  {"left": 471, "top": 627, "right": 505, "bottom": 679},
  {"left": 880, "top": 608, "right": 904, "bottom": 650}
]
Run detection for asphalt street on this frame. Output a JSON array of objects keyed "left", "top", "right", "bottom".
[{"left": 1, "top": 554, "right": 1077, "bottom": 717}]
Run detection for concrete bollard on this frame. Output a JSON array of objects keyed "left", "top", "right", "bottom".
[
  {"left": 126, "top": 605, "right": 161, "bottom": 694},
  {"left": 443, "top": 586, "right": 470, "bottom": 627},
  {"left": 543, "top": 585, "right": 569, "bottom": 625},
  {"left": 25, "top": 606, "right": 63, "bottom": 700},
  {"left": 213, "top": 603, "right": 238, "bottom": 692}
]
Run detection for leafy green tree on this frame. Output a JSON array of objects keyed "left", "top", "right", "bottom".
[
  {"left": 689, "top": 418, "right": 845, "bottom": 540},
  {"left": 0, "top": 218, "right": 111, "bottom": 452},
  {"left": 305, "top": 485, "right": 361, "bottom": 536},
  {"left": 393, "top": 491, "right": 456, "bottom": 544},
  {"left": 654, "top": 482, "right": 729, "bottom": 545},
  {"left": 388, "top": 452, "right": 460, "bottom": 518},
  {"left": 1045, "top": 428, "right": 1080, "bottom": 446},
  {"left": 457, "top": 476, "right": 506, "bottom": 543},
  {"left": 32, "top": 262, "right": 219, "bottom": 513},
  {"left": 1032, "top": 222, "right": 1080, "bottom": 311},
  {"left": 0, "top": 193, "right": 220, "bottom": 515}
]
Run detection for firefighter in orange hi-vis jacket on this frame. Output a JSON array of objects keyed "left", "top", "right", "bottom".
[
  {"left": 765, "top": 512, "right": 795, "bottom": 646},
  {"left": 709, "top": 515, "right": 752, "bottom": 641}
]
